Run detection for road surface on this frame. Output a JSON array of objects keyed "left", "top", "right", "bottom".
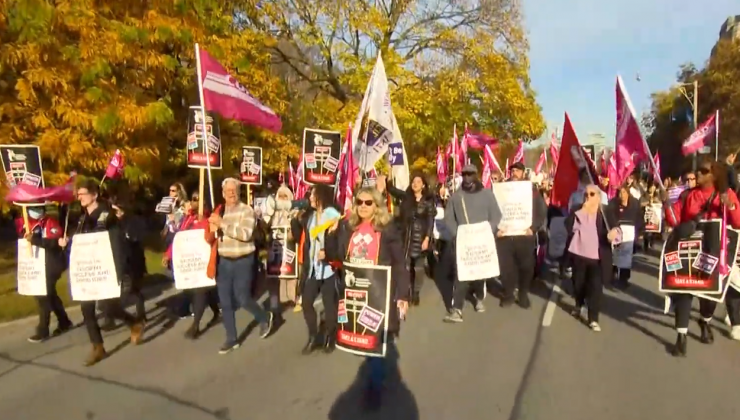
[{"left": 1, "top": 251, "right": 739, "bottom": 420}]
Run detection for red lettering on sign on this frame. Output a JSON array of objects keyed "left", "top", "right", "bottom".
[
  {"left": 666, "top": 275, "right": 711, "bottom": 288},
  {"left": 337, "top": 330, "right": 376, "bottom": 349}
]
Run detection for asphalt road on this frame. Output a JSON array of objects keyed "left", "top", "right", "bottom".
[{"left": 1, "top": 251, "right": 739, "bottom": 420}]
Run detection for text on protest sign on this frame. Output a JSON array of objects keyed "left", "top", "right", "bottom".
[
  {"left": 16, "top": 239, "right": 46, "bottom": 296},
  {"left": 69, "top": 231, "right": 121, "bottom": 301},
  {"left": 172, "top": 229, "right": 216, "bottom": 290},
  {"left": 456, "top": 221, "right": 500, "bottom": 281},
  {"left": 493, "top": 181, "right": 533, "bottom": 236}
]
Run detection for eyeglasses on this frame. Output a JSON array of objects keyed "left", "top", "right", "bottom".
[{"left": 355, "top": 199, "right": 374, "bottom": 207}]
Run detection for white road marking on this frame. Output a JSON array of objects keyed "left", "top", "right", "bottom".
[{"left": 542, "top": 277, "right": 563, "bottom": 327}]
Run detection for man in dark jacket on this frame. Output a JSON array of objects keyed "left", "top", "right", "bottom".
[
  {"left": 19, "top": 206, "right": 73, "bottom": 343},
  {"left": 497, "top": 162, "right": 547, "bottom": 309},
  {"left": 60, "top": 179, "right": 144, "bottom": 366}
]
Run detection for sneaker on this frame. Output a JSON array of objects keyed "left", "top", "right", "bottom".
[
  {"left": 259, "top": 312, "right": 274, "bottom": 339},
  {"left": 730, "top": 325, "right": 740, "bottom": 341},
  {"left": 443, "top": 309, "right": 463, "bottom": 323},
  {"left": 27, "top": 333, "right": 49, "bottom": 343},
  {"left": 179, "top": 313, "right": 194, "bottom": 320},
  {"left": 589, "top": 322, "right": 601, "bottom": 332},
  {"left": 474, "top": 300, "right": 486, "bottom": 313},
  {"left": 218, "top": 341, "right": 240, "bottom": 355}
]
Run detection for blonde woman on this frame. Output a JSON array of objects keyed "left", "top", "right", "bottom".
[{"left": 325, "top": 187, "right": 410, "bottom": 409}]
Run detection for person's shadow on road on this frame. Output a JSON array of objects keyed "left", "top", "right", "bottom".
[{"left": 327, "top": 343, "right": 418, "bottom": 420}]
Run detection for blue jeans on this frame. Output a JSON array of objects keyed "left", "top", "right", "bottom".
[{"left": 216, "top": 253, "right": 268, "bottom": 343}]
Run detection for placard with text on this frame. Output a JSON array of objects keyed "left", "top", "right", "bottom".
[
  {"left": 186, "top": 106, "right": 222, "bottom": 169},
  {"left": 16, "top": 239, "right": 47, "bottom": 296},
  {"left": 172, "top": 229, "right": 216, "bottom": 289},
  {"left": 69, "top": 232, "right": 121, "bottom": 301},
  {"left": 493, "top": 181, "right": 533, "bottom": 236},
  {"left": 239, "top": 146, "right": 263, "bottom": 185},
  {"left": 302, "top": 128, "right": 341, "bottom": 185},
  {"left": 266, "top": 226, "right": 298, "bottom": 279}
]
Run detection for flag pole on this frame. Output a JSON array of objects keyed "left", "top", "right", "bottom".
[
  {"left": 715, "top": 110, "right": 720, "bottom": 162},
  {"left": 195, "top": 43, "right": 215, "bottom": 211}
]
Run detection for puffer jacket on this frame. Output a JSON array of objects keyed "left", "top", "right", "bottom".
[{"left": 388, "top": 186, "right": 436, "bottom": 259}]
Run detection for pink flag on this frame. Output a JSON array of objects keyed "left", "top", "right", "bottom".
[
  {"left": 197, "top": 45, "right": 282, "bottom": 133},
  {"left": 615, "top": 75, "right": 649, "bottom": 186},
  {"left": 481, "top": 154, "right": 492, "bottom": 188},
  {"left": 549, "top": 132, "right": 560, "bottom": 175},
  {"left": 6, "top": 174, "right": 75, "bottom": 203},
  {"left": 720, "top": 205, "right": 730, "bottom": 276},
  {"left": 463, "top": 129, "right": 498, "bottom": 150},
  {"left": 484, "top": 145, "right": 503, "bottom": 175},
  {"left": 534, "top": 150, "right": 546, "bottom": 174},
  {"left": 512, "top": 140, "right": 524, "bottom": 164},
  {"left": 682, "top": 111, "right": 718, "bottom": 156},
  {"left": 607, "top": 153, "right": 618, "bottom": 199},
  {"left": 436, "top": 146, "right": 447, "bottom": 183},
  {"left": 104, "top": 149, "right": 125, "bottom": 179}
]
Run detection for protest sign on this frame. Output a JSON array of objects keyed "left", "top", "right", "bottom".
[
  {"left": 239, "top": 146, "right": 263, "bottom": 185},
  {"left": 493, "top": 181, "right": 533, "bottom": 236},
  {"left": 172, "top": 229, "right": 216, "bottom": 289},
  {"left": 16, "top": 239, "right": 46, "bottom": 296},
  {"left": 69, "top": 232, "right": 121, "bottom": 301},
  {"left": 336, "top": 263, "right": 391, "bottom": 358},
  {"left": 456, "top": 221, "right": 499, "bottom": 281},
  {"left": 266, "top": 226, "right": 298, "bottom": 279},
  {"left": 302, "top": 128, "right": 341, "bottom": 185},
  {"left": 186, "top": 106, "right": 222, "bottom": 169}
]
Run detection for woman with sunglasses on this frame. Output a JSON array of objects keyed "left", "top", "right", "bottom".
[
  {"left": 565, "top": 184, "right": 619, "bottom": 332},
  {"left": 325, "top": 186, "right": 409, "bottom": 409},
  {"left": 664, "top": 161, "right": 740, "bottom": 356},
  {"left": 162, "top": 193, "right": 221, "bottom": 339},
  {"left": 607, "top": 183, "right": 642, "bottom": 289}
]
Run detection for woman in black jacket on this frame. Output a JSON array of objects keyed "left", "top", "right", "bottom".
[
  {"left": 325, "top": 186, "right": 410, "bottom": 409},
  {"left": 379, "top": 172, "right": 436, "bottom": 306},
  {"left": 608, "top": 184, "right": 642, "bottom": 288}
]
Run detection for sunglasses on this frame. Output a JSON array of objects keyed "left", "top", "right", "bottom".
[
  {"left": 697, "top": 168, "right": 711, "bottom": 175},
  {"left": 585, "top": 192, "right": 598, "bottom": 197},
  {"left": 355, "top": 199, "right": 374, "bottom": 207}
]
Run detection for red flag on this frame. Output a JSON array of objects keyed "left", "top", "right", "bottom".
[
  {"left": 615, "top": 75, "right": 648, "bottom": 186},
  {"left": 463, "top": 129, "right": 498, "bottom": 150},
  {"left": 484, "top": 145, "right": 503, "bottom": 175},
  {"left": 436, "top": 146, "right": 447, "bottom": 183},
  {"left": 196, "top": 45, "right": 282, "bottom": 133},
  {"left": 6, "top": 174, "right": 76, "bottom": 203},
  {"left": 550, "top": 113, "right": 588, "bottom": 208},
  {"left": 104, "top": 149, "right": 125, "bottom": 180},
  {"left": 534, "top": 150, "right": 546, "bottom": 174},
  {"left": 512, "top": 140, "right": 524, "bottom": 164},
  {"left": 481, "top": 154, "right": 492, "bottom": 188},
  {"left": 682, "top": 111, "right": 718, "bottom": 156}
]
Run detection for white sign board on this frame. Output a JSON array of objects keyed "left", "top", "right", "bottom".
[
  {"left": 16, "top": 239, "right": 47, "bottom": 296},
  {"left": 493, "top": 181, "right": 533, "bottom": 236},
  {"left": 172, "top": 229, "right": 216, "bottom": 289},
  {"left": 69, "top": 231, "right": 121, "bottom": 301},
  {"left": 456, "top": 221, "right": 500, "bottom": 281}
]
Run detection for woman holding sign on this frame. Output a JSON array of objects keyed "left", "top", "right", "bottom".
[
  {"left": 608, "top": 184, "right": 641, "bottom": 289},
  {"left": 663, "top": 161, "right": 740, "bottom": 356},
  {"left": 325, "top": 186, "right": 409, "bottom": 410}
]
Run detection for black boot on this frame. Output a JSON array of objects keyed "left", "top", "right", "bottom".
[
  {"left": 671, "top": 333, "right": 687, "bottom": 357},
  {"left": 323, "top": 334, "right": 336, "bottom": 354},
  {"left": 411, "top": 292, "right": 420, "bottom": 307},
  {"left": 302, "top": 336, "right": 317, "bottom": 355},
  {"left": 698, "top": 320, "right": 714, "bottom": 344}
]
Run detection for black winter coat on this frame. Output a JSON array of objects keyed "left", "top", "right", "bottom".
[{"left": 388, "top": 185, "right": 436, "bottom": 259}]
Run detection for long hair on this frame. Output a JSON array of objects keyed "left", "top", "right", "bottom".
[
  {"left": 405, "top": 171, "right": 430, "bottom": 197},
  {"left": 311, "top": 184, "right": 336, "bottom": 210},
  {"left": 170, "top": 182, "right": 187, "bottom": 203},
  {"left": 348, "top": 187, "right": 392, "bottom": 231},
  {"left": 710, "top": 161, "right": 729, "bottom": 193}
]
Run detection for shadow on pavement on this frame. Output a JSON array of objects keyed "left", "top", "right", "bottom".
[
  {"left": 328, "top": 342, "right": 418, "bottom": 420},
  {"left": 0, "top": 352, "right": 231, "bottom": 419}
]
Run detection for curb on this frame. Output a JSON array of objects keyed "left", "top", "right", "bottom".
[{"left": 0, "top": 286, "right": 180, "bottom": 331}]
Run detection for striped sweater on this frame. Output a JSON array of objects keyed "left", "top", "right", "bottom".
[{"left": 217, "top": 202, "right": 256, "bottom": 258}]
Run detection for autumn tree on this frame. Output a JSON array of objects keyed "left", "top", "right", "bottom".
[
  {"left": 645, "top": 39, "right": 740, "bottom": 177},
  {"left": 0, "top": 0, "right": 290, "bottom": 209},
  {"left": 244, "top": 0, "right": 545, "bottom": 168}
]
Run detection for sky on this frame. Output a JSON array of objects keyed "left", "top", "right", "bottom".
[{"left": 522, "top": 0, "right": 737, "bottom": 148}]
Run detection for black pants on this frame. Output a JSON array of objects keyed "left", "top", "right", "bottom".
[
  {"left": 82, "top": 299, "right": 137, "bottom": 345},
  {"left": 613, "top": 267, "right": 631, "bottom": 284},
  {"left": 408, "top": 254, "right": 426, "bottom": 295},
  {"left": 105, "top": 276, "right": 146, "bottom": 323},
  {"left": 725, "top": 288, "right": 740, "bottom": 325},
  {"left": 192, "top": 287, "right": 220, "bottom": 326},
  {"left": 435, "top": 240, "right": 453, "bottom": 283},
  {"left": 302, "top": 275, "right": 339, "bottom": 337},
  {"left": 571, "top": 254, "right": 603, "bottom": 322},
  {"left": 497, "top": 235, "right": 536, "bottom": 299},
  {"left": 672, "top": 294, "right": 720, "bottom": 330},
  {"left": 452, "top": 279, "right": 484, "bottom": 311},
  {"left": 36, "top": 275, "right": 71, "bottom": 336}
]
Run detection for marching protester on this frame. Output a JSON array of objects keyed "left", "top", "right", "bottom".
[
  {"left": 609, "top": 184, "right": 642, "bottom": 289},
  {"left": 267, "top": 184, "right": 299, "bottom": 311},
  {"left": 496, "top": 162, "right": 547, "bottom": 309},
  {"left": 325, "top": 186, "right": 409, "bottom": 409},
  {"left": 443, "top": 164, "right": 499, "bottom": 321},
  {"left": 566, "top": 184, "right": 619, "bottom": 332},
  {"left": 61, "top": 179, "right": 145, "bottom": 366},
  {"left": 663, "top": 161, "right": 740, "bottom": 356},
  {"left": 642, "top": 183, "right": 663, "bottom": 251},
  {"left": 432, "top": 183, "right": 452, "bottom": 292},
  {"left": 163, "top": 192, "right": 221, "bottom": 339},
  {"left": 377, "top": 173, "right": 436, "bottom": 306},
  {"left": 292, "top": 184, "right": 341, "bottom": 354},
  {"left": 207, "top": 177, "right": 274, "bottom": 355},
  {"left": 18, "top": 205, "right": 73, "bottom": 343}
]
